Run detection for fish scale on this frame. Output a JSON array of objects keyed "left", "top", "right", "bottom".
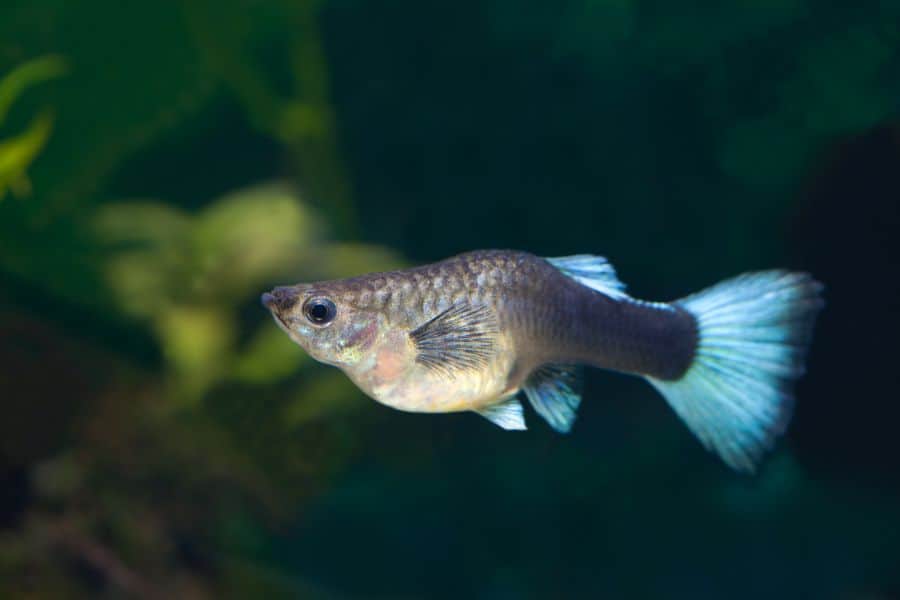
[{"left": 263, "top": 249, "right": 822, "bottom": 473}]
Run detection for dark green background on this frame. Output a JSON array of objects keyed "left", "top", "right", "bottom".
[{"left": 2, "top": 1, "right": 899, "bottom": 597}]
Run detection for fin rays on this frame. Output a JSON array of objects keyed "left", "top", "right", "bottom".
[
  {"left": 648, "top": 271, "right": 823, "bottom": 473},
  {"left": 522, "top": 365, "right": 583, "bottom": 433},
  {"left": 546, "top": 254, "right": 628, "bottom": 300},
  {"left": 476, "top": 397, "right": 526, "bottom": 430},
  {"left": 410, "top": 303, "right": 499, "bottom": 378}
]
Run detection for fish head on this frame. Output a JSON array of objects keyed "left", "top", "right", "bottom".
[
  {"left": 262, "top": 270, "right": 513, "bottom": 413},
  {"left": 261, "top": 282, "right": 384, "bottom": 369}
]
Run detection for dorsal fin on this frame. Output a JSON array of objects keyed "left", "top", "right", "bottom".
[{"left": 546, "top": 254, "right": 628, "bottom": 300}]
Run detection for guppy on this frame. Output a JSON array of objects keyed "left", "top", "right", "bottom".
[{"left": 262, "top": 250, "right": 823, "bottom": 472}]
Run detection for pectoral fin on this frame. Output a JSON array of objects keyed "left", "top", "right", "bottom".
[
  {"left": 410, "top": 303, "right": 499, "bottom": 377},
  {"left": 476, "top": 397, "right": 526, "bottom": 430}
]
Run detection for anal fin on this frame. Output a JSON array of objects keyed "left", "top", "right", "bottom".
[{"left": 523, "top": 365, "right": 583, "bottom": 433}]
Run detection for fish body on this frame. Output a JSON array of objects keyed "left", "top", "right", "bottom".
[{"left": 263, "top": 250, "right": 823, "bottom": 472}]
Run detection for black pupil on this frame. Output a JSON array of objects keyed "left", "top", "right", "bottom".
[{"left": 307, "top": 300, "right": 334, "bottom": 323}]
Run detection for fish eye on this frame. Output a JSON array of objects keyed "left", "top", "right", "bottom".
[{"left": 303, "top": 297, "right": 337, "bottom": 326}]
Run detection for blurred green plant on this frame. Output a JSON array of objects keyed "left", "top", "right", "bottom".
[
  {"left": 0, "top": 55, "right": 66, "bottom": 200},
  {"left": 183, "top": 0, "right": 358, "bottom": 238},
  {"left": 3, "top": 181, "right": 404, "bottom": 597},
  {"left": 93, "top": 182, "right": 403, "bottom": 404},
  {"left": 0, "top": 4, "right": 399, "bottom": 597}
]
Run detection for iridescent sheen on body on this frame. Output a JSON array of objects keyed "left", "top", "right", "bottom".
[{"left": 264, "top": 250, "right": 695, "bottom": 414}]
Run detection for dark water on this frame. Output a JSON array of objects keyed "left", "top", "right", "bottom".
[{"left": 1, "top": 1, "right": 899, "bottom": 597}]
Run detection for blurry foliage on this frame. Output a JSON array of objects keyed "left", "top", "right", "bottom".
[
  {"left": 0, "top": 2, "right": 402, "bottom": 597},
  {"left": 182, "top": 0, "right": 358, "bottom": 237},
  {"left": 93, "top": 183, "right": 402, "bottom": 402},
  {"left": 0, "top": 55, "right": 65, "bottom": 200},
  {"left": 0, "top": 0, "right": 898, "bottom": 597}
]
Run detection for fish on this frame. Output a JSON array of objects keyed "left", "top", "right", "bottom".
[{"left": 261, "top": 250, "right": 823, "bottom": 472}]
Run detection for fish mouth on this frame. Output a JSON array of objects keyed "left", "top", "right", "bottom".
[
  {"left": 261, "top": 286, "right": 299, "bottom": 311},
  {"left": 261, "top": 289, "right": 296, "bottom": 331}
]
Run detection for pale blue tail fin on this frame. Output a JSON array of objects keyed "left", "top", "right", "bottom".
[{"left": 647, "top": 271, "right": 824, "bottom": 473}]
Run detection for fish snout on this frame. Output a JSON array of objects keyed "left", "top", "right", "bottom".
[{"left": 261, "top": 286, "right": 299, "bottom": 313}]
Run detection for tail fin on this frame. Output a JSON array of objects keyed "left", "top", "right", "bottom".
[{"left": 647, "top": 271, "right": 824, "bottom": 473}]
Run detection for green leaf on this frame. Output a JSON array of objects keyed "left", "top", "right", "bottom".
[
  {"left": 0, "top": 54, "right": 66, "bottom": 123},
  {"left": 0, "top": 55, "right": 66, "bottom": 201}
]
